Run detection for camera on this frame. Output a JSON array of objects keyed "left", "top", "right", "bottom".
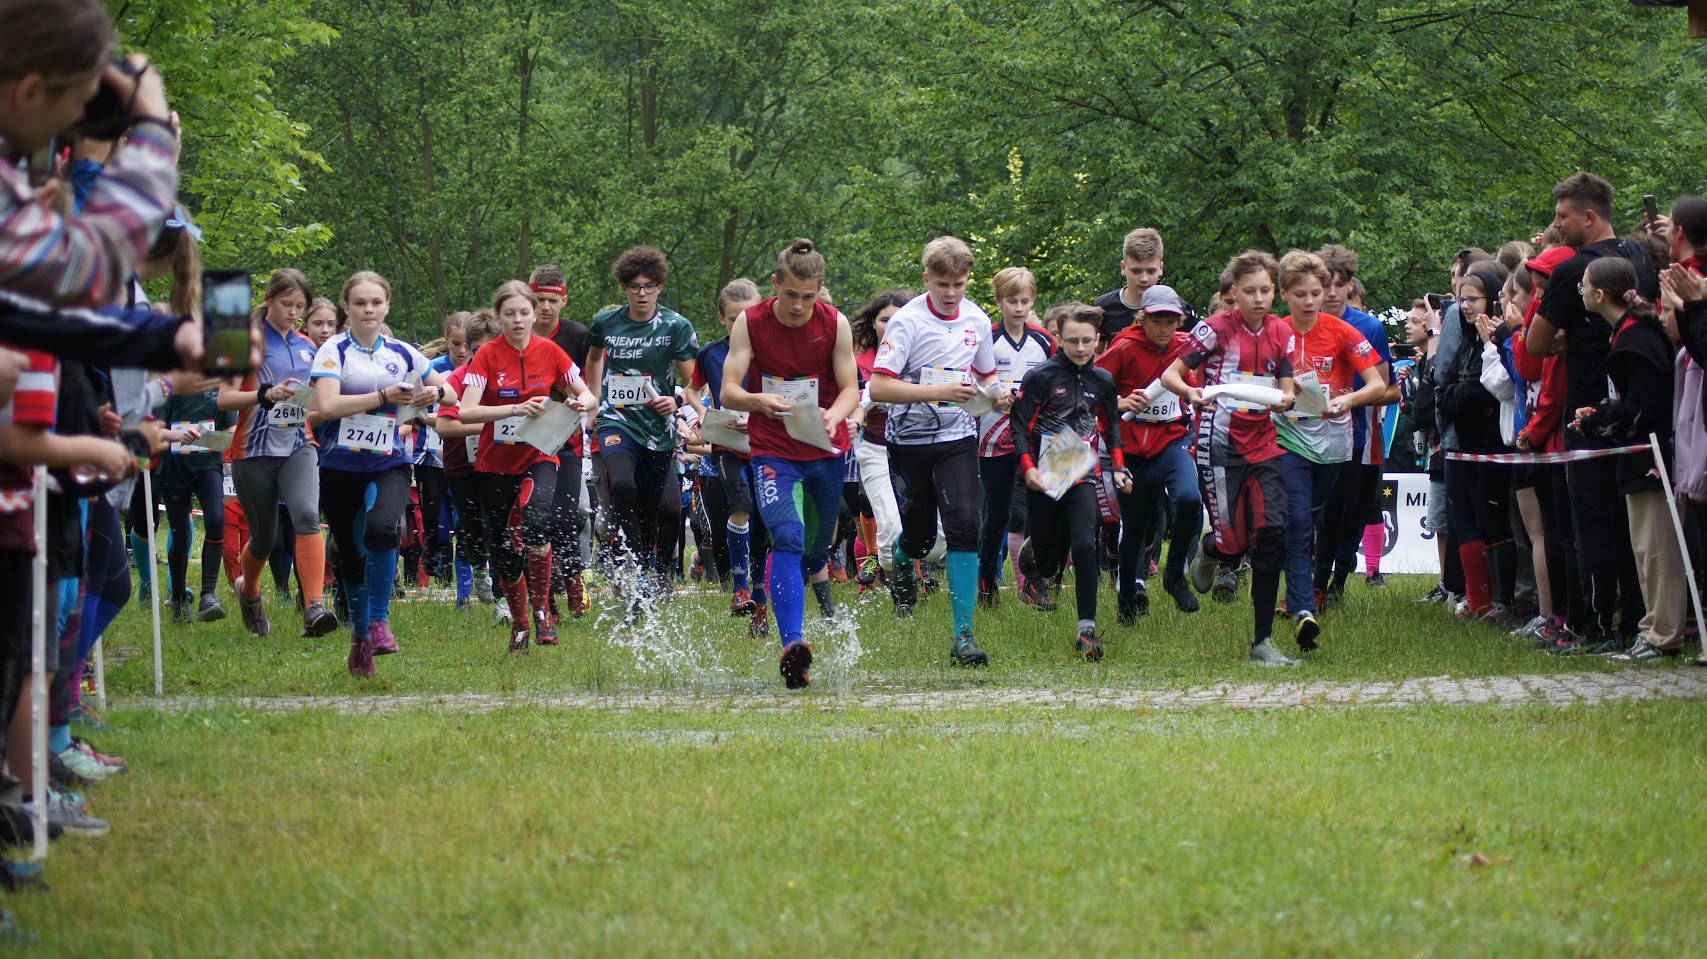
[{"left": 65, "top": 57, "right": 142, "bottom": 140}]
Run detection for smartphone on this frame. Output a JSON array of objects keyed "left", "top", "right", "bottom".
[
  {"left": 1644, "top": 194, "right": 1659, "bottom": 227},
  {"left": 1424, "top": 292, "right": 1450, "bottom": 313},
  {"left": 201, "top": 269, "right": 254, "bottom": 375}
]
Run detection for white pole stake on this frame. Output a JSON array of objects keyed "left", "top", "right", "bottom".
[
  {"left": 92, "top": 636, "right": 105, "bottom": 711},
  {"left": 144, "top": 468, "right": 163, "bottom": 697},
  {"left": 1649, "top": 433, "right": 1706, "bottom": 651},
  {"left": 28, "top": 467, "right": 47, "bottom": 861}
]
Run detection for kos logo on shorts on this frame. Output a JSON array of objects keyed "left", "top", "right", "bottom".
[{"left": 757, "top": 464, "right": 780, "bottom": 508}]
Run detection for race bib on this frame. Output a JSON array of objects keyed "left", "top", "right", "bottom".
[
  {"left": 170, "top": 420, "right": 216, "bottom": 455},
  {"left": 424, "top": 425, "right": 444, "bottom": 453},
  {"left": 919, "top": 366, "right": 969, "bottom": 405},
  {"left": 337, "top": 413, "right": 396, "bottom": 455},
  {"left": 1131, "top": 390, "right": 1183, "bottom": 423},
  {"left": 465, "top": 434, "right": 480, "bottom": 461},
  {"left": 607, "top": 374, "right": 653, "bottom": 408},
  {"left": 761, "top": 374, "right": 818, "bottom": 409},
  {"left": 222, "top": 464, "right": 235, "bottom": 498},
  {"left": 493, "top": 414, "right": 527, "bottom": 445},
  {"left": 997, "top": 356, "right": 1038, "bottom": 390},
  {"left": 268, "top": 403, "right": 307, "bottom": 428},
  {"left": 1223, "top": 373, "right": 1278, "bottom": 412}
]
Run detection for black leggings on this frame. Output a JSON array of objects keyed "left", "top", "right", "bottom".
[
  {"left": 162, "top": 469, "right": 225, "bottom": 599},
  {"left": 448, "top": 473, "right": 490, "bottom": 570},
  {"left": 551, "top": 454, "right": 585, "bottom": 578},
  {"left": 1445, "top": 458, "right": 1515, "bottom": 605},
  {"left": 888, "top": 438, "right": 980, "bottom": 558},
  {"left": 320, "top": 467, "right": 412, "bottom": 584},
  {"left": 479, "top": 461, "right": 558, "bottom": 584},
  {"left": 1025, "top": 482, "right": 1101, "bottom": 622},
  {"left": 978, "top": 452, "right": 1018, "bottom": 583},
  {"left": 601, "top": 441, "right": 680, "bottom": 575}
]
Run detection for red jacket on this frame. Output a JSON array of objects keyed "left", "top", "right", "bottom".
[{"left": 1095, "top": 326, "right": 1197, "bottom": 459}]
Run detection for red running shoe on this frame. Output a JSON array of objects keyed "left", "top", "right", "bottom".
[
  {"left": 731, "top": 588, "right": 756, "bottom": 616},
  {"left": 779, "top": 640, "right": 813, "bottom": 689},
  {"left": 370, "top": 621, "right": 400, "bottom": 656}
]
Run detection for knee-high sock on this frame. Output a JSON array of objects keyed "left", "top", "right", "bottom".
[
  {"left": 200, "top": 537, "right": 223, "bottom": 596},
  {"left": 456, "top": 556, "right": 473, "bottom": 601},
  {"left": 770, "top": 548, "right": 806, "bottom": 647},
  {"left": 130, "top": 532, "right": 153, "bottom": 588},
  {"left": 1362, "top": 524, "right": 1384, "bottom": 575},
  {"left": 1252, "top": 569, "right": 1281, "bottom": 644},
  {"left": 294, "top": 533, "right": 326, "bottom": 603},
  {"left": 167, "top": 546, "right": 188, "bottom": 601},
  {"left": 946, "top": 550, "right": 977, "bottom": 637},
  {"left": 727, "top": 520, "right": 751, "bottom": 593},
  {"left": 501, "top": 576, "right": 529, "bottom": 628},
  {"left": 365, "top": 547, "right": 398, "bottom": 625},
  {"left": 527, "top": 546, "right": 553, "bottom": 619},
  {"left": 240, "top": 546, "right": 267, "bottom": 599},
  {"left": 1459, "top": 541, "right": 1493, "bottom": 615}
]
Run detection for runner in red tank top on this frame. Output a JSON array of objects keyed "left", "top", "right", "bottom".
[{"left": 720, "top": 239, "right": 861, "bottom": 689}]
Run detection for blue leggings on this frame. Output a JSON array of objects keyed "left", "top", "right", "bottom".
[
  {"left": 754, "top": 456, "right": 844, "bottom": 647},
  {"left": 1280, "top": 451, "right": 1342, "bottom": 615}
]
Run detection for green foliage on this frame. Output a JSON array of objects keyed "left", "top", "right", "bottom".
[
  {"left": 119, "top": 0, "right": 1707, "bottom": 332},
  {"left": 109, "top": 0, "right": 336, "bottom": 264}
]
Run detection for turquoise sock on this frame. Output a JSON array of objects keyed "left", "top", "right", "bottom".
[
  {"left": 49, "top": 724, "right": 71, "bottom": 755},
  {"left": 947, "top": 550, "right": 977, "bottom": 636}
]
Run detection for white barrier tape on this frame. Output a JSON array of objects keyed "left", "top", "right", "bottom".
[{"left": 1444, "top": 443, "right": 1651, "bottom": 465}]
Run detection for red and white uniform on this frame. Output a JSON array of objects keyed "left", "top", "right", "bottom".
[
  {"left": 1096, "top": 325, "right": 1197, "bottom": 460},
  {"left": 1179, "top": 310, "right": 1296, "bottom": 466},
  {"left": 872, "top": 293, "right": 996, "bottom": 446},
  {"left": 458, "top": 336, "right": 583, "bottom": 475},
  {"left": 978, "top": 322, "right": 1053, "bottom": 456}
]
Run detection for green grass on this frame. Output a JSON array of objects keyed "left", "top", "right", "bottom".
[
  {"left": 19, "top": 700, "right": 1707, "bottom": 956},
  {"left": 104, "top": 568, "right": 1643, "bottom": 699}
]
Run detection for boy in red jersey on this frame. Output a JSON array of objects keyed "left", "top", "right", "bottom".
[
  {"left": 1161, "top": 251, "right": 1300, "bottom": 666},
  {"left": 1097, "top": 284, "right": 1202, "bottom": 623}
]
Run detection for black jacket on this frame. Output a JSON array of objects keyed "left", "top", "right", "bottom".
[
  {"left": 1009, "top": 352, "right": 1124, "bottom": 471},
  {"left": 1580, "top": 316, "right": 1674, "bottom": 495}
]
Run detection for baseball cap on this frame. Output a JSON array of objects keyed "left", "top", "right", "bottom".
[
  {"left": 1525, "top": 246, "right": 1573, "bottom": 278},
  {"left": 1140, "top": 285, "right": 1185, "bottom": 315}
]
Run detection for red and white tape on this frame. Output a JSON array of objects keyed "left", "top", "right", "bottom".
[{"left": 1444, "top": 443, "right": 1651, "bottom": 465}]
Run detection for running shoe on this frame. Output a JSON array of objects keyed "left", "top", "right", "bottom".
[
  {"left": 1189, "top": 532, "right": 1218, "bottom": 594},
  {"left": 779, "top": 640, "right": 813, "bottom": 689},
  {"left": 1479, "top": 603, "right": 1526, "bottom": 632},
  {"left": 731, "top": 588, "right": 756, "bottom": 616},
  {"left": 1161, "top": 571, "right": 1200, "bottom": 613},
  {"left": 369, "top": 621, "right": 400, "bottom": 656},
  {"left": 301, "top": 600, "right": 339, "bottom": 638},
  {"left": 977, "top": 575, "right": 999, "bottom": 610},
  {"left": 474, "top": 572, "right": 496, "bottom": 605},
  {"left": 1416, "top": 583, "right": 1450, "bottom": 604},
  {"left": 1365, "top": 572, "right": 1388, "bottom": 588},
  {"left": 950, "top": 629, "right": 988, "bottom": 667},
  {"left": 71, "top": 738, "right": 125, "bottom": 770},
  {"left": 239, "top": 593, "right": 271, "bottom": 637},
  {"left": 1510, "top": 615, "right": 1550, "bottom": 641},
  {"left": 1608, "top": 639, "right": 1677, "bottom": 664},
  {"left": 1129, "top": 580, "right": 1151, "bottom": 616},
  {"left": 1116, "top": 596, "right": 1141, "bottom": 628},
  {"left": 507, "top": 627, "right": 530, "bottom": 656},
  {"left": 1075, "top": 626, "right": 1104, "bottom": 662},
  {"left": 920, "top": 562, "right": 940, "bottom": 598},
  {"left": 1319, "top": 586, "right": 1339, "bottom": 612},
  {"left": 495, "top": 603, "right": 512, "bottom": 626},
  {"left": 1146, "top": 559, "right": 1159, "bottom": 578},
  {"left": 52, "top": 745, "right": 111, "bottom": 785},
  {"left": 568, "top": 574, "right": 590, "bottom": 617},
  {"left": 196, "top": 593, "right": 226, "bottom": 623},
  {"left": 1250, "top": 638, "right": 1299, "bottom": 667},
  {"left": 749, "top": 602, "right": 770, "bottom": 639},
  {"left": 1019, "top": 574, "right": 1056, "bottom": 611},
  {"left": 534, "top": 610, "right": 558, "bottom": 646},
  {"left": 890, "top": 559, "right": 918, "bottom": 617},
  {"left": 3, "top": 859, "right": 46, "bottom": 891},
  {"left": 1212, "top": 565, "right": 1240, "bottom": 603},
  {"left": 347, "top": 637, "right": 376, "bottom": 678},
  {"left": 856, "top": 556, "right": 879, "bottom": 588},
  {"left": 40, "top": 794, "right": 107, "bottom": 838},
  {"left": 170, "top": 595, "right": 191, "bottom": 625},
  {"left": 829, "top": 556, "right": 849, "bottom": 583},
  {"left": 1293, "top": 610, "right": 1321, "bottom": 652}
]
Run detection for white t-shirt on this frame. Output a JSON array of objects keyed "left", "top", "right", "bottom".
[{"left": 871, "top": 294, "right": 996, "bottom": 446}]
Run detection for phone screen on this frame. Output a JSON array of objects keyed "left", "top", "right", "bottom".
[{"left": 201, "top": 269, "right": 254, "bottom": 375}]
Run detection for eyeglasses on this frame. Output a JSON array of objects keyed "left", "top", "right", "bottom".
[
  {"left": 625, "top": 283, "right": 661, "bottom": 295},
  {"left": 1060, "top": 337, "right": 1099, "bottom": 348}
]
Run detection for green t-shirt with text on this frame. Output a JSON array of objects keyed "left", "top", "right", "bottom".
[{"left": 588, "top": 304, "right": 699, "bottom": 451}]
